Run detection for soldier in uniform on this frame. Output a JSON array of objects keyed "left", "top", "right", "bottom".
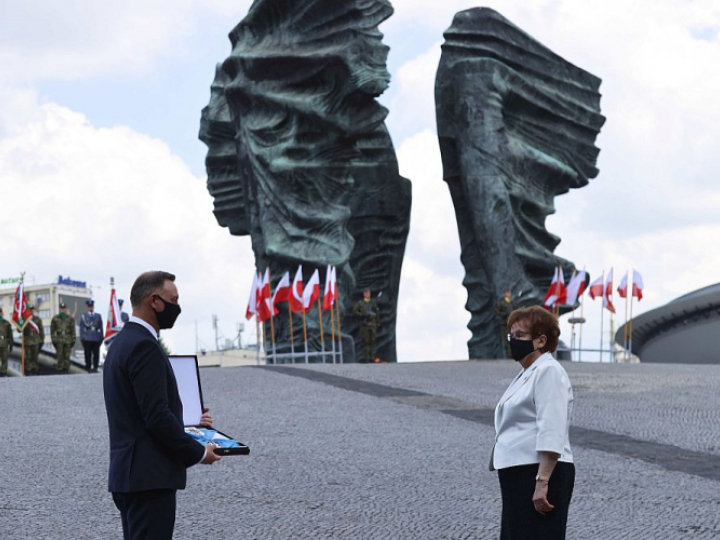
[
  {"left": 23, "top": 304, "right": 45, "bottom": 375},
  {"left": 0, "top": 307, "right": 13, "bottom": 377},
  {"left": 495, "top": 290, "right": 513, "bottom": 359},
  {"left": 51, "top": 302, "right": 76, "bottom": 373},
  {"left": 80, "top": 299, "right": 104, "bottom": 373},
  {"left": 118, "top": 299, "right": 130, "bottom": 324},
  {"left": 352, "top": 289, "right": 380, "bottom": 363}
]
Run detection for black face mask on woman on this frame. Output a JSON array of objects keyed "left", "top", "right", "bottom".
[
  {"left": 509, "top": 337, "right": 537, "bottom": 362},
  {"left": 154, "top": 295, "right": 182, "bottom": 330}
]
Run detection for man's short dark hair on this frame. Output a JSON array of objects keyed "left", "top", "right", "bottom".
[{"left": 130, "top": 271, "right": 176, "bottom": 307}]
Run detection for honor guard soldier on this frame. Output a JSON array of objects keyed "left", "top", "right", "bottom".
[
  {"left": 353, "top": 289, "right": 380, "bottom": 363},
  {"left": 0, "top": 307, "right": 13, "bottom": 377},
  {"left": 51, "top": 302, "right": 76, "bottom": 373},
  {"left": 80, "top": 300, "right": 104, "bottom": 373},
  {"left": 23, "top": 304, "right": 45, "bottom": 375},
  {"left": 495, "top": 290, "right": 514, "bottom": 359},
  {"left": 118, "top": 299, "right": 130, "bottom": 324}
]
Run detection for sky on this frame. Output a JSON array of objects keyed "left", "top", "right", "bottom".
[{"left": 1, "top": 0, "right": 719, "bottom": 362}]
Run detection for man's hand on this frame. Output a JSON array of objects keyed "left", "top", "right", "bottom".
[
  {"left": 200, "top": 407, "right": 213, "bottom": 428},
  {"left": 201, "top": 444, "right": 222, "bottom": 464},
  {"left": 532, "top": 482, "right": 555, "bottom": 515}
]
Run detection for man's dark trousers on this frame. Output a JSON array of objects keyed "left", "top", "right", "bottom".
[
  {"left": 112, "top": 490, "right": 176, "bottom": 540},
  {"left": 82, "top": 340, "right": 101, "bottom": 371}
]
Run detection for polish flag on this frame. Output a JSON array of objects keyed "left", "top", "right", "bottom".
[
  {"left": 322, "top": 266, "right": 337, "bottom": 310},
  {"left": 543, "top": 267, "right": 567, "bottom": 308},
  {"left": 604, "top": 268, "right": 616, "bottom": 314},
  {"left": 12, "top": 281, "right": 32, "bottom": 329},
  {"left": 303, "top": 269, "right": 321, "bottom": 310},
  {"left": 256, "top": 269, "right": 274, "bottom": 322},
  {"left": 272, "top": 272, "right": 292, "bottom": 310},
  {"left": 565, "top": 270, "right": 589, "bottom": 306},
  {"left": 588, "top": 272, "right": 604, "bottom": 300},
  {"left": 245, "top": 272, "right": 260, "bottom": 320},
  {"left": 289, "top": 266, "right": 305, "bottom": 314},
  {"left": 617, "top": 272, "right": 629, "bottom": 299},
  {"left": 104, "top": 287, "right": 124, "bottom": 346},
  {"left": 632, "top": 270, "right": 644, "bottom": 300}
]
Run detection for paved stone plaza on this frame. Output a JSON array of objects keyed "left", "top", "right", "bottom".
[{"left": 1, "top": 361, "right": 719, "bottom": 539}]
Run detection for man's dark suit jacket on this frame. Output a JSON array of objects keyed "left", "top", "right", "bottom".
[{"left": 103, "top": 322, "right": 204, "bottom": 493}]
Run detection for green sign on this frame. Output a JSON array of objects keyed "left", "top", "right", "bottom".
[{"left": 0, "top": 277, "right": 21, "bottom": 285}]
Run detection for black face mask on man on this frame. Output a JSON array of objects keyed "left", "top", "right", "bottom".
[
  {"left": 509, "top": 337, "right": 537, "bottom": 362},
  {"left": 153, "top": 295, "right": 182, "bottom": 330}
]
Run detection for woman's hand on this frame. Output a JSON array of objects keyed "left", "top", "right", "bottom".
[{"left": 532, "top": 482, "right": 555, "bottom": 515}]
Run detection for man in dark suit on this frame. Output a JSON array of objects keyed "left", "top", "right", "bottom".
[{"left": 103, "top": 271, "right": 221, "bottom": 540}]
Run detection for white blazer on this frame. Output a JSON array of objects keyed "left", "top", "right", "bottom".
[{"left": 491, "top": 353, "right": 574, "bottom": 470}]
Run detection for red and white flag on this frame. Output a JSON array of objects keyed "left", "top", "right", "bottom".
[
  {"left": 256, "top": 268, "right": 274, "bottom": 322},
  {"left": 588, "top": 272, "right": 604, "bottom": 300},
  {"left": 322, "top": 266, "right": 337, "bottom": 310},
  {"left": 290, "top": 266, "right": 305, "bottom": 314},
  {"left": 617, "top": 272, "right": 629, "bottom": 299},
  {"left": 245, "top": 272, "right": 260, "bottom": 320},
  {"left": 272, "top": 272, "right": 292, "bottom": 310},
  {"left": 303, "top": 269, "right": 321, "bottom": 310},
  {"left": 12, "top": 281, "right": 32, "bottom": 330},
  {"left": 604, "top": 268, "right": 616, "bottom": 314},
  {"left": 632, "top": 270, "right": 644, "bottom": 300},
  {"left": 565, "top": 270, "right": 589, "bottom": 306},
  {"left": 543, "top": 267, "right": 567, "bottom": 308},
  {"left": 104, "top": 287, "right": 124, "bottom": 345}
]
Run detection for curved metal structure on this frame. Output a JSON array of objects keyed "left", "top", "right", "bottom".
[{"left": 616, "top": 283, "right": 720, "bottom": 364}]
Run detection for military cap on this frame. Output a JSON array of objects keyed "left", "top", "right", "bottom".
[
  {"left": 27, "top": 303, "right": 34, "bottom": 309},
  {"left": 85, "top": 300, "right": 95, "bottom": 307},
  {"left": 59, "top": 302, "right": 67, "bottom": 309},
  {"left": 118, "top": 299, "right": 124, "bottom": 306}
]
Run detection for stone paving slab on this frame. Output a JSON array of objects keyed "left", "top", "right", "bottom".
[{"left": 0, "top": 361, "right": 718, "bottom": 539}]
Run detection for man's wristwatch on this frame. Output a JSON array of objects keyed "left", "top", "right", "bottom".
[{"left": 535, "top": 474, "right": 550, "bottom": 483}]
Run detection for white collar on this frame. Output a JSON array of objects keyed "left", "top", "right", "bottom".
[{"left": 129, "top": 315, "right": 159, "bottom": 341}]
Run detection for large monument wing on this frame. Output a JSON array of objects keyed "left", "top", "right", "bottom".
[
  {"left": 435, "top": 8, "right": 605, "bottom": 359},
  {"left": 200, "top": 0, "right": 411, "bottom": 362}
]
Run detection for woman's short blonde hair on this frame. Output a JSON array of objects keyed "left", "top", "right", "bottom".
[{"left": 507, "top": 306, "right": 561, "bottom": 354}]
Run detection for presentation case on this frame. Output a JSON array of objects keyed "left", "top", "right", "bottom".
[{"left": 168, "top": 355, "right": 250, "bottom": 456}]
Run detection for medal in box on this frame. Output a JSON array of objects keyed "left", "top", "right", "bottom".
[{"left": 169, "top": 355, "right": 250, "bottom": 456}]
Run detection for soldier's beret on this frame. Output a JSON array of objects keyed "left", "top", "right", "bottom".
[
  {"left": 59, "top": 302, "right": 67, "bottom": 309},
  {"left": 27, "top": 303, "right": 34, "bottom": 309},
  {"left": 85, "top": 300, "right": 95, "bottom": 307}
]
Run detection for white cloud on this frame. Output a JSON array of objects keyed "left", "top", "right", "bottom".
[
  {"left": 395, "top": 130, "right": 469, "bottom": 361},
  {"left": 0, "top": 0, "right": 252, "bottom": 82},
  {"left": 0, "top": 90, "right": 257, "bottom": 354}
]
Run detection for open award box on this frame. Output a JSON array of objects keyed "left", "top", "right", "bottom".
[{"left": 168, "top": 355, "right": 250, "bottom": 456}]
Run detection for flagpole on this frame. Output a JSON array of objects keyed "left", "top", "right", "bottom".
[
  {"left": 268, "top": 270, "right": 277, "bottom": 365},
  {"left": 301, "top": 306, "right": 309, "bottom": 364},
  {"left": 21, "top": 324, "right": 26, "bottom": 376},
  {"left": 610, "top": 311, "right": 615, "bottom": 363},
  {"left": 317, "top": 296, "right": 326, "bottom": 363},
  {"left": 599, "top": 294, "right": 604, "bottom": 363},
  {"left": 255, "top": 316, "right": 260, "bottom": 366},
  {"left": 629, "top": 292, "right": 635, "bottom": 358},
  {"left": 262, "top": 319, "right": 268, "bottom": 363},
  {"left": 335, "top": 288, "right": 344, "bottom": 363},
  {"left": 578, "top": 297, "right": 585, "bottom": 362},
  {"left": 287, "top": 303, "right": 295, "bottom": 364},
  {"left": 329, "top": 301, "right": 337, "bottom": 364},
  {"left": 568, "top": 271, "right": 577, "bottom": 358}
]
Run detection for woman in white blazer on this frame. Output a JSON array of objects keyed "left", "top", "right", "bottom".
[{"left": 491, "top": 306, "right": 574, "bottom": 540}]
